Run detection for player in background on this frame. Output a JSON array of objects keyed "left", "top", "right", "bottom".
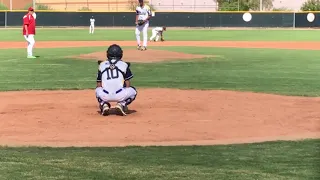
[
  {"left": 135, "top": 0, "right": 152, "bottom": 51},
  {"left": 95, "top": 44, "right": 137, "bottom": 116},
  {"left": 150, "top": 26, "right": 166, "bottom": 42},
  {"left": 23, "top": 7, "right": 37, "bottom": 58},
  {"left": 90, "top": 16, "right": 95, "bottom": 34}
]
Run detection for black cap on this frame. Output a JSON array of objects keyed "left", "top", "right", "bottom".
[{"left": 139, "top": 0, "right": 143, "bottom": 2}]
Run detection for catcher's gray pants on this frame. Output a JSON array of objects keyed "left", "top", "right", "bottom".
[
  {"left": 135, "top": 21, "right": 149, "bottom": 47},
  {"left": 96, "top": 86, "right": 137, "bottom": 107}
]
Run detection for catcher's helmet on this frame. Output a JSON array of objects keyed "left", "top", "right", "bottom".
[{"left": 107, "top": 44, "right": 123, "bottom": 60}]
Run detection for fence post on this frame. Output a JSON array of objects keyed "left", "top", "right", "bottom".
[
  {"left": 293, "top": 12, "right": 296, "bottom": 29},
  {"left": 5, "top": 11, "right": 7, "bottom": 28}
]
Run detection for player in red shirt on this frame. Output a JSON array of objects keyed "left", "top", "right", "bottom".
[{"left": 23, "top": 7, "right": 37, "bottom": 58}]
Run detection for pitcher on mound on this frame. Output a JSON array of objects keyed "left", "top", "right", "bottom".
[{"left": 135, "top": 0, "right": 152, "bottom": 51}]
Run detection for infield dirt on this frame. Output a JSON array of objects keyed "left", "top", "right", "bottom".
[{"left": 0, "top": 40, "right": 319, "bottom": 147}]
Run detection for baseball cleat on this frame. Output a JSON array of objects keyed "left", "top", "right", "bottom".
[
  {"left": 141, "top": 46, "right": 147, "bottom": 51},
  {"left": 101, "top": 103, "right": 110, "bottom": 116},
  {"left": 123, "top": 105, "right": 128, "bottom": 113},
  {"left": 27, "top": 56, "right": 37, "bottom": 59},
  {"left": 115, "top": 103, "right": 127, "bottom": 116},
  {"left": 137, "top": 45, "right": 141, "bottom": 50}
]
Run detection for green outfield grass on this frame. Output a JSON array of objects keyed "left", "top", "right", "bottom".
[
  {"left": 0, "top": 139, "right": 319, "bottom": 180},
  {"left": 0, "top": 46, "right": 319, "bottom": 96},
  {"left": 1, "top": 29, "right": 320, "bottom": 41}
]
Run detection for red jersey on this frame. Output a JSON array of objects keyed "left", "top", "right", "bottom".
[{"left": 23, "top": 14, "right": 36, "bottom": 35}]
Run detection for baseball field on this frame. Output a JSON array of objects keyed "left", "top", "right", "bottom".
[{"left": 0, "top": 28, "right": 319, "bottom": 179}]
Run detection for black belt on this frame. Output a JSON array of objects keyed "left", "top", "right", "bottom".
[{"left": 103, "top": 88, "right": 122, "bottom": 94}]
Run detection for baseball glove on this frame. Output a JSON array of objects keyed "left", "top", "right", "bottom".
[{"left": 137, "top": 20, "right": 145, "bottom": 26}]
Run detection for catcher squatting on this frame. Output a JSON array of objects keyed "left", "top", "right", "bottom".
[{"left": 95, "top": 44, "right": 137, "bottom": 116}]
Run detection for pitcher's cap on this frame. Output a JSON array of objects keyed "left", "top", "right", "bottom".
[{"left": 28, "top": 7, "right": 34, "bottom": 11}]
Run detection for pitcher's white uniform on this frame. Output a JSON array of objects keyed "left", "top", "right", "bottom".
[
  {"left": 135, "top": 4, "right": 151, "bottom": 48},
  {"left": 89, "top": 17, "right": 95, "bottom": 34},
  {"left": 150, "top": 27, "right": 164, "bottom": 41},
  {"left": 95, "top": 59, "right": 137, "bottom": 108}
]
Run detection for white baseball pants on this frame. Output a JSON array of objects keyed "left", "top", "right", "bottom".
[
  {"left": 135, "top": 21, "right": 149, "bottom": 47},
  {"left": 150, "top": 29, "right": 160, "bottom": 41},
  {"left": 95, "top": 87, "right": 137, "bottom": 107},
  {"left": 24, "top": 34, "right": 35, "bottom": 57},
  {"left": 90, "top": 25, "right": 94, "bottom": 34}
]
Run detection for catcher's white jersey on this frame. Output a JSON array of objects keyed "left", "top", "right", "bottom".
[
  {"left": 90, "top": 18, "right": 95, "bottom": 26},
  {"left": 136, "top": 5, "right": 151, "bottom": 21},
  {"left": 97, "top": 60, "right": 132, "bottom": 93}
]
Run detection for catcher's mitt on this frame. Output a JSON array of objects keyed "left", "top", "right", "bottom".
[{"left": 137, "top": 20, "right": 145, "bottom": 26}]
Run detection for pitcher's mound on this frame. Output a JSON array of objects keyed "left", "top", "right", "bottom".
[{"left": 72, "top": 49, "right": 212, "bottom": 63}]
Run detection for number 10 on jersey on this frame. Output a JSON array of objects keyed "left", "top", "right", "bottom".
[{"left": 105, "top": 69, "right": 120, "bottom": 80}]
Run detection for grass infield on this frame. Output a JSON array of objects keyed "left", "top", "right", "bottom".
[{"left": 0, "top": 46, "right": 319, "bottom": 96}]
